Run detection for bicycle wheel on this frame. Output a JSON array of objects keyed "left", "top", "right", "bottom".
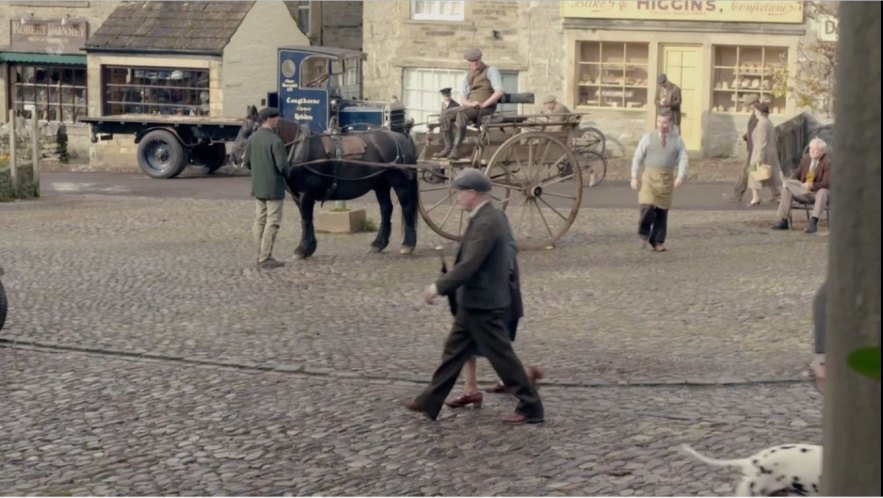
[
  {"left": 575, "top": 126, "right": 606, "bottom": 156},
  {"left": 577, "top": 150, "right": 608, "bottom": 188}
]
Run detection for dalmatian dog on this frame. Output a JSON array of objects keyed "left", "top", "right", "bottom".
[{"left": 681, "top": 444, "right": 822, "bottom": 496}]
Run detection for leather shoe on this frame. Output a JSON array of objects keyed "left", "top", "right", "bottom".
[
  {"left": 401, "top": 398, "right": 437, "bottom": 420},
  {"left": 804, "top": 220, "right": 818, "bottom": 234},
  {"left": 501, "top": 413, "right": 544, "bottom": 425},
  {"left": 771, "top": 219, "right": 789, "bottom": 230},
  {"left": 445, "top": 392, "right": 483, "bottom": 408}
]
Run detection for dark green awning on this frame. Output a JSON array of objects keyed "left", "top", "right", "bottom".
[{"left": 0, "top": 52, "right": 86, "bottom": 65}]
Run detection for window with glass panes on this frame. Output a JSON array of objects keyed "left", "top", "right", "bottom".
[
  {"left": 102, "top": 66, "right": 210, "bottom": 116},
  {"left": 11, "top": 65, "right": 87, "bottom": 122},
  {"left": 712, "top": 46, "right": 787, "bottom": 114},
  {"left": 576, "top": 42, "right": 649, "bottom": 110},
  {"left": 403, "top": 68, "right": 466, "bottom": 129},
  {"left": 411, "top": 0, "right": 464, "bottom": 21}
]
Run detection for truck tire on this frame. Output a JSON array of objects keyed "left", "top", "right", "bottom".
[
  {"left": 137, "top": 130, "right": 189, "bottom": 179},
  {"left": 0, "top": 278, "right": 7, "bottom": 331}
]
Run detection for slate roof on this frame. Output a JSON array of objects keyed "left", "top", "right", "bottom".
[{"left": 85, "top": 1, "right": 254, "bottom": 55}]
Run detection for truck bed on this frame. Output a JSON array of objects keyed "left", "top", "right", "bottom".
[{"left": 80, "top": 114, "right": 243, "bottom": 127}]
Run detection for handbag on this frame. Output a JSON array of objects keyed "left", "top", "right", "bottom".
[{"left": 751, "top": 163, "right": 773, "bottom": 182}]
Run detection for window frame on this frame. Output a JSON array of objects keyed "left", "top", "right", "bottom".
[
  {"left": 575, "top": 41, "right": 650, "bottom": 111},
  {"left": 10, "top": 63, "right": 87, "bottom": 123},
  {"left": 101, "top": 65, "right": 210, "bottom": 116},
  {"left": 410, "top": 0, "right": 465, "bottom": 21},
  {"left": 711, "top": 45, "right": 788, "bottom": 115}
]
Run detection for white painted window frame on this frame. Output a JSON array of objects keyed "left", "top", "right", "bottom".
[{"left": 410, "top": 0, "right": 465, "bottom": 21}]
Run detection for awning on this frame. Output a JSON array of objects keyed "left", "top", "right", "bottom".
[{"left": 0, "top": 52, "right": 87, "bottom": 65}]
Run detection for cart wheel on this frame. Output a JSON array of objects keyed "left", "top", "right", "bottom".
[
  {"left": 137, "top": 130, "right": 189, "bottom": 179},
  {"left": 418, "top": 161, "right": 474, "bottom": 241},
  {"left": 577, "top": 150, "right": 608, "bottom": 188},
  {"left": 484, "top": 132, "right": 583, "bottom": 250}
]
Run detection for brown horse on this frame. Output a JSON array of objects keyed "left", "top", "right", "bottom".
[{"left": 233, "top": 107, "right": 419, "bottom": 259}]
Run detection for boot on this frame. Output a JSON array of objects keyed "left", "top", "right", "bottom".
[
  {"left": 804, "top": 217, "right": 818, "bottom": 234},
  {"left": 447, "top": 127, "right": 467, "bottom": 160},
  {"left": 771, "top": 219, "right": 789, "bottom": 230},
  {"left": 433, "top": 128, "right": 454, "bottom": 158}
]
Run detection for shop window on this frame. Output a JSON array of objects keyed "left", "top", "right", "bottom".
[
  {"left": 102, "top": 66, "right": 210, "bottom": 116},
  {"left": 11, "top": 64, "right": 87, "bottom": 123},
  {"left": 403, "top": 67, "right": 465, "bottom": 130},
  {"left": 411, "top": 0, "right": 465, "bottom": 21},
  {"left": 576, "top": 42, "right": 649, "bottom": 110},
  {"left": 712, "top": 46, "right": 787, "bottom": 114}
]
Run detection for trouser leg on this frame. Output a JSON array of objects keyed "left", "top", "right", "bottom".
[
  {"left": 415, "top": 311, "right": 477, "bottom": 418},
  {"left": 649, "top": 207, "right": 668, "bottom": 246},
  {"left": 812, "top": 189, "right": 829, "bottom": 219},
  {"left": 259, "top": 199, "right": 283, "bottom": 262},
  {"left": 638, "top": 204, "right": 656, "bottom": 242},
  {"left": 734, "top": 161, "right": 749, "bottom": 200},
  {"left": 254, "top": 198, "right": 269, "bottom": 262}
]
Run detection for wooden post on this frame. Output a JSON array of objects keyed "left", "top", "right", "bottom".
[
  {"left": 31, "top": 110, "right": 40, "bottom": 194},
  {"left": 8, "top": 110, "right": 17, "bottom": 196},
  {"left": 822, "top": 2, "right": 881, "bottom": 495}
]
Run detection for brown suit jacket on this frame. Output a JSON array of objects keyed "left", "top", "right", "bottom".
[{"left": 791, "top": 153, "right": 833, "bottom": 192}]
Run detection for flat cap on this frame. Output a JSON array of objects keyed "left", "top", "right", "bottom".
[
  {"left": 452, "top": 168, "right": 491, "bottom": 192},
  {"left": 741, "top": 93, "right": 760, "bottom": 105},
  {"left": 657, "top": 73, "right": 668, "bottom": 84},
  {"left": 542, "top": 95, "right": 557, "bottom": 104},
  {"left": 257, "top": 107, "right": 280, "bottom": 123},
  {"left": 440, "top": 87, "right": 452, "bottom": 96},
  {"left": 464, "top": 48, "right": 482, "bottom": 61}
]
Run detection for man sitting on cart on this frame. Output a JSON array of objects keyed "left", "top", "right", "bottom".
[{"left": 434, "top": 48, "right": 504, "bottom": 161}]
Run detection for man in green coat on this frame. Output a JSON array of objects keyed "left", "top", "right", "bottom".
[{"left": 243, "top": 107, "right": 289, "bottom": 270}]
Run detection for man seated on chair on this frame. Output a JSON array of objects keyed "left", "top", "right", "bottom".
[
  {"left": 771, "top": 137, "right": 832, "bottom": 233},
  {"left": 434, "top": 48, "right": 504, "bottom": 161},
  {"left": 539, "top": 95, "right": 572, "bottom": 132}
]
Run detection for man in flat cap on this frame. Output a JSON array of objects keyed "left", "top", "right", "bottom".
[
  {"left": 403, "top": 169, "right": 544, "bottom": 425},
  {"left": 724, "top": 93, "right": 760, "bottom": 203},
  {"left": 243, "top": 107, "right": 289, "bottom": 270},
  {"left": 539, "top": 95, "right": 572, "bottom": 132},
  {"left": 440, "top": 87, "right": 459, "bottom": 113},
  {"left": 433, "top": 48, "right": 505, "bottom": 160},
  {"left": 655, "top": 74, "right": 682, "bottom": 129}
]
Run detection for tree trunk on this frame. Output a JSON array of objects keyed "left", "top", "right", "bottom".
[{"left": 822, "top": 2, "right": 881, "bottom": 495}]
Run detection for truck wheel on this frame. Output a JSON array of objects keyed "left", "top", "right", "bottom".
[
  {"left": 137, "top": 130, "right": 188, "bottom": 179},
  {"left": 0, "top": 278, "right": 7, "bottom": 331}
]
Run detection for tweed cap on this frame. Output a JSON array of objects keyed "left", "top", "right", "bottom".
[
  {"left": 741, "top": 93, "right": 760, "bottom": 105},
  {"left": 657, "top": 73, "right": 668, "bottom": 84},
  {"left": 440, "top": 87, "right": 452, "bottom": 96},
  {"left": 464, "top": 48, "right": 482, "bottom": 61},
  {"left": 542, "top": 95, "right": 557, "bottom": 104},
  {"left": 257, "top": 107, "right": 280, "bottom": 123},
  {"left": 452, "top": 169, "right": 491, "bottom": 192}
]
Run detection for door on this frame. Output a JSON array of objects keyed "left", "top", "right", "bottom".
[{"left": 659, "top": 45, "right": 703, "bottom": 150}]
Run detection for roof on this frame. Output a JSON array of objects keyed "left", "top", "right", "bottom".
[
  {"left": 278, "top": 45, "right": 365, "bottom": 60},
  {"left": 85, "top": 1, "right": 255, "bottom": 55},
  {"left": 0, "top": 51, "right": 86, "bottom": 65}
]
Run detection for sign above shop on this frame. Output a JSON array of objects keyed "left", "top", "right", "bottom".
[
  {"left": 9, "top": 19, "right": 88, "bottom": 54},
  {"left": 562, "top": 1, "right": 804, "bottom": 24}
]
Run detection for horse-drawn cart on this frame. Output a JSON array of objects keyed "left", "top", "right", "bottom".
[{"left": 415, "top": 96, "right": 608, "bottom": 250}]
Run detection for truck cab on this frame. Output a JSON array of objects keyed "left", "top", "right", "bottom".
[{"left": 275, "top": 46, "right": 407, "bottom": 134}]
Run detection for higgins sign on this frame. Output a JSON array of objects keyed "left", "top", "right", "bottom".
[{"left": 562, "top": 1, "right": 804, "bottom": 24}]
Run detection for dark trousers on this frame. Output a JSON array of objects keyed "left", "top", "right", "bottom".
[
  {"left": 416, "top": 307, "right": 543, "bottom": 420},
  {"left": 439, "top": 105, "right": 497, "bottom": 131},
  {"left": 733, "top": 159, "right": 750, "bottom": 200},
  {"left": 639, "top": 204, "right": 668, "bottom": 247}
]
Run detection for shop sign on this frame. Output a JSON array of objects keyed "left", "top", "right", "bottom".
[
  {"left": 10, "top": 19, "right": 88, "bottom": 54},
  {"left": 562, "top": 1, "right": 804, "bottom": 24}
]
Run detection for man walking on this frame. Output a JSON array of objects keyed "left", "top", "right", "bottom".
[
  {"left": 655, "top": 74, "right": 682, "bottom": 128},
  {"left": 403, "top": 169, "right": 544, "bottom": 425},
  {"left": 724, "top": 94, "right": 760, "bottom": 203},
  {"left": 434, "top": 48, "right": 504, "bottom": 160},
  {"left": 243, "top": 107, "right": 289, "bottom": 270},
  {"left": 631, "top": 111, "right": 689, "bottom": 252}
]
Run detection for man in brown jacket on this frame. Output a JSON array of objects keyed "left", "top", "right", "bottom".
[
  {"left": 434, "top": 48, "right": 504, "bottom": 160},
  {"left": 771, "top": 138, "right": 832, "bottom": 233},
  {"left": 655, "top": 74, "right": 682, "bottom": 128},
  {"left": 724, "top": 94, "right": 760, "bottom": 202}
]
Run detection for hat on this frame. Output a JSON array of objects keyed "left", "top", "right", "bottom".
[
  {"left": 741, "top": 93, "right": 760, "bottom": 105},
  {"left": 657, "top": 74, "right": 668, "bottom": 84},
  {"left": 440, "top": 87, "right": 452, "bottom": 96},
  {"left": 755, "top": 103, "right": 770, "bottom": 114},
  {"left": 257, "top": 107, "right": 280, "bottom": 123},
  {"left": 542, "top": 95, "right": 557, "bottom": 104},
  {"left": 452, "top": 169, "right": 491, "bottom": 192},
  {"left": 464, "top": 48, "right": 482, "bottom": 62}
]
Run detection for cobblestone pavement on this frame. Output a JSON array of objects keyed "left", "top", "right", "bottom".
[{"left": 1, "top": 195, "right": 827, "bottom": 495}]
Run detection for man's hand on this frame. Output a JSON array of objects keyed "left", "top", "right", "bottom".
[
  {"left": 630, "top": 178, "right": 639, "bottom": 190},
  {"left": 423, "top": 285, "right": 436, "bottom": 305},
  {"left": 674, "top": 177, "right": 684, "bottom": 188},
  {"left": 804, "top": 181, "right": 813, "bottom": 191}
]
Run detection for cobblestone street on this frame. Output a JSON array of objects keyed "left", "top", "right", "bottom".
[{"left": 1, "top": 192, "right": 827, "bottom": 495}]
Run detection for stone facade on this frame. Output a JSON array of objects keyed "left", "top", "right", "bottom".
[
  {"left": 286, "top": 1, "right": 364, "bottom": 51},
  {"left": 363, "top": 1, "right": 832, "bottom": 158}
]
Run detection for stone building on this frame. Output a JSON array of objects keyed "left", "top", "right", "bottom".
[{"left": 363, "top": 0, "right": 831, "bottom": 158}]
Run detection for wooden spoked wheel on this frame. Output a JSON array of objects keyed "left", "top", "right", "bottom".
[
  {"left": 484, "top": 132, "right": 583, "bottom": 250},
  {"left": 418, "top": 161, "right": 474, "bottom": 241}
]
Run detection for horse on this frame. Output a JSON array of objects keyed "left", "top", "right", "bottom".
[{"left": 232, "top": 106, "right": 419, "bottom": 260}]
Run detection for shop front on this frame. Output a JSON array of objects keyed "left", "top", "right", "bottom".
[{"left": 562, "top": 0, "right": 806, "bottom": 156}]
